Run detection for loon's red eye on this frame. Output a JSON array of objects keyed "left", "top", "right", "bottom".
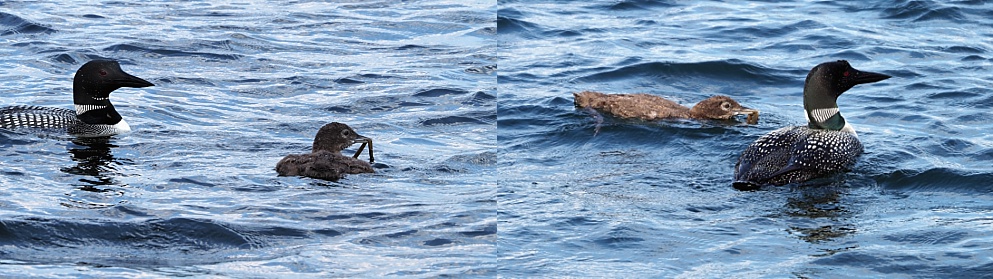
[
  {"left": 843, "top": 71, "right": 850, "bottom": 77},
  {"left": 99, "top": 70, "right": 108, "bottom": 76}
]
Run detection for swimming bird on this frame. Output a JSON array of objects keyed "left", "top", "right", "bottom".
[
  {"left": 733, "top": 60, "right": 891, "bottom": 190},
  {"left": 276, "top": 122, "right": 375, "bottom": 181},
  {"left": 574, "top": 91, "right": 759, "bottom": 123},
  {"left": 0, "top": 60, "right": 154, "bottom": 137}
]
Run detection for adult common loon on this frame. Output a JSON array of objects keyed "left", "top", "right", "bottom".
[
  {"left": 574, "top": 91, "right": 759, "bottom": 123},
  {"left": 276, "top": 122, "right": 375, "bottom": 181},
  {"left": 732, "top": 60, "right": 891, "bottom": 190},
  {"left": 0, "top": 60, "right": 154, "bottom": 137}
]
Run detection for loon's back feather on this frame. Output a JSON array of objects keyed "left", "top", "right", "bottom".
[
  {"left": 0, "top": 105, "right": 77, "bottom": 130},
  {"left": 733, "top": 126, "right": 863, "bottom": 188}
]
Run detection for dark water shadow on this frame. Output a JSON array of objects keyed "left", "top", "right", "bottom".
[
  {"left": 743, "top": 177, "right": 859, "bottom": 246},
  {"left": 59, "top": 137, "right": 131, "bottom": 199},
  {"left": 778, "top": 181, "right": 858, "bottom": 249},
  {"left": 0, "top": 216, "right": 294, "bottom": 268}
]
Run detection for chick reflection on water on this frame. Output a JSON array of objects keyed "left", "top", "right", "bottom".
[{"left": 276, "top": 122, "right": 375, "bottom": 181}]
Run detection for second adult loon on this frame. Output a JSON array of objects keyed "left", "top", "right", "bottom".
[
  {"left": 733, "top": 60, "right": 890, "bottom": 190},
  {"left": 0, "top": 60, "right": 154, "bottom": 137}
]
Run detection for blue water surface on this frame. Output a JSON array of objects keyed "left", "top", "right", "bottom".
[
  {"left": 499, "top": 0, "right": 993, "bottom": 278},
  {"left": 5, "top": 0, "right": 993, "bottom": 277},
  {"left": 0, "top": 1, "right": 495, "bottom": 277}
]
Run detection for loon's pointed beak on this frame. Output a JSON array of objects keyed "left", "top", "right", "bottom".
[
  {"left": 852, "top": 70, "right": 891, "bottom": 85},
  {"left": 114, "top": 72, "right": 155, "bottom": 88}
]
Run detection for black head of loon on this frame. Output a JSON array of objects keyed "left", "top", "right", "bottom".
[
  {"left": 73, "top": 60, "right": 154, "bottom": 126},
  {"left": 312, "top": 122, "right": 371, "bottom": 153},
  {"left": 802, "top": 60, "right": 890, "bottom": 131}
]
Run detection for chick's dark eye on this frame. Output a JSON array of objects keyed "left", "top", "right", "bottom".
[{"left": 721, "top": 102, "right": 731, "bottom": 110}]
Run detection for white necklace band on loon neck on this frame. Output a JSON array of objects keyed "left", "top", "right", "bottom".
[
  {"left": 809, "top": 107, "right": 839, "bottom": 123},
  {"left": 803, "top": 112, "right": 858, "bottom": 136},
  {"left": 74, "top": 104, "right": 108, "bottom": 115}
]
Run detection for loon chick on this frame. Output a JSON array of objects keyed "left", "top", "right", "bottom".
[
  {"left": 574, "top": 91, "right": 758, "bottom": 123},
  {"left": 0, "top": 60, "right": 154, "bottom": 137},
  {"left": 732, "top": 60, "right": 891, "bottom": 190},
  {"left": 276, "top": 122, "right": 375, "bottom": 181}
]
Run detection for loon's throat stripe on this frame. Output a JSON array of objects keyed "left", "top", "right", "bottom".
[
  {"left": 75, "top": 104, "right": 107, "bottom": 115},
  {"left": 810, "top": 108, "right": 839, "bottom": 123}
]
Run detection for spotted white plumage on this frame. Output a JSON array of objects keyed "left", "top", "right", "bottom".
[
  {"left": 0, "top": 106, "right": 77, "bottom": 129},
  {"left": 734, "top": 126, "right": 863, "bottom": 186},
  {"left": 69, "top": 119, "right": 131, "bottom": 137},
  {"left": 0, "top": 105, "right": 130, "bottom": 137}
]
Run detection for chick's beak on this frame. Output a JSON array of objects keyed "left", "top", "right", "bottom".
[
  {"left": 732, "top": 107, "right": 759, "bottom": 116},
  {"left": 353, "top": 135, "right": 371, "bottom": 144}
]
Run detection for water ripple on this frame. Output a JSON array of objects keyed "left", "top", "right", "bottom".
[
  {"left": 0, "top": 12, "right": 56, "bottom": 36},
  {"left": 575, "top": 59, "right": 795, "bottom": 85},
  {"left": 0, "top": 0, "right": 495, "bottom": 277},
  {"left": 499, "top": 1, "right": 993, "bottom": 277}
]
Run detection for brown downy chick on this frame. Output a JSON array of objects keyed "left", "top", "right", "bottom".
[{"left": 276, "top": 122, "right": 374, "bottom": 181}]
